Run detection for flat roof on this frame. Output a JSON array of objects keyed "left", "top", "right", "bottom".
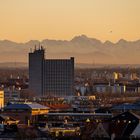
[
  {"left": 4, "top": 103, "right": 49, "bottom": 110},
  {"left": 48, "top": 112, "right": 112, "bottom": 116}
]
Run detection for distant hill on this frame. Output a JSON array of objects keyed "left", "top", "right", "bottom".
[
  {"left": 0, "top": 62, "right": 140, "bottom": 69},
  {"left": 0, "top": 35, "right": 140, "bottom": 64},
  {"left": 0, "top": 62, "right": 27, "bottom": 68}
]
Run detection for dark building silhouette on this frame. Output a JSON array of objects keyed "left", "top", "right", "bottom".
[{"left": 29, "top": 46, "right": 74, "bottom": 97}]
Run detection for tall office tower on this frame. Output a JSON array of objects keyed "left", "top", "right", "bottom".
[
  {"left": 29, "top": 46, "right": 45, "bottom": 96},
  {"left": 29, "top": 46, "right": 74, "bottom": 97}
]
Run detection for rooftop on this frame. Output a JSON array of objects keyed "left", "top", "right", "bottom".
[{"left": 4, "top": 102, "right": 49, "bottom": 110}]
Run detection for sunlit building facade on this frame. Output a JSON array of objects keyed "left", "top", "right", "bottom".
[{"left": 0, "top": 90, "right": 4, "bottom": 109}]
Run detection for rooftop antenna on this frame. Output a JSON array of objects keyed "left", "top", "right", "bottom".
[
  {"left": 34, "top": 45, "right": 36, "bottom": 51},
  {"left": 39, "top": 42, "right": 41, "bottom": 50},
  {"left": 41, "top": 45, "right": 43, "bottom": 50},
  {"left": 30, "top": 48, "right": 32, "bottom": 53}
]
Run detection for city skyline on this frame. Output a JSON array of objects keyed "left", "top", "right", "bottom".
[
  {"left": 0, "top": 0, "right": 140, "bottom": 42},
  {"left": 1, "top": 1, "right": 140, "bottom": 139}
]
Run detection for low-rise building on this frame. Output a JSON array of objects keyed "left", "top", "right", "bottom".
[
  {"left": 109, "top": 111, "right": 140, "bottom": 139},
  {"left": 4, "top": 87, "right": 21, "bottom": 104},
  {"left": 3, "top": 102, "right": 49, "bottom": 124},
  {"left": 93, "top": 83, "right": 126, "bottom": 94}
]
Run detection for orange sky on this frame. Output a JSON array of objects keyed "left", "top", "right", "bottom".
[{"left": 0, "top": 0, "right": 140, "bottom": 42}]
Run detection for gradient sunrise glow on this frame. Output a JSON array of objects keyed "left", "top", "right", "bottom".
[{"left": 0, "top": 0, "right": 140, "bottom": 42}]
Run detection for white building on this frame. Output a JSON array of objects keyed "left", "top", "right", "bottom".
[{"left": 94, "top": 84, "right": 126, "bottom": 94}]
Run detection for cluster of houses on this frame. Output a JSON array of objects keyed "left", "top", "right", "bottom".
[
  {"left": 0, "top": 102, "right": 49, "bottom": 139},
  {"left": 81, "top": 111, "right": 140, "bottom": 140},
  {"left": 0, "top": 101, "right": 140, "bottom": 139}
]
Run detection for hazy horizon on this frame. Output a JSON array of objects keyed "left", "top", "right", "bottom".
[
  {"left": 1, "top": 34, "right": 140, "bottom": 44},
  {"left": 0, "top": 34, "right": 140, "bottom": 64}
]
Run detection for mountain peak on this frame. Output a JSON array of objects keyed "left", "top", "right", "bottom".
[
  {"left": 71, "top": 35, "right": 102, "bottom": 46},
  {"left": 71, "top": 34, "right": 89, "bottom": 41},
  {"left": 104, "top": 40, "right": 114, "bottom": 46},
  {"left": 117, "top": 39, "right": 128, "bottom": 44}
]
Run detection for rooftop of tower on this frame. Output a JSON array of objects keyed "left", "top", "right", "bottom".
[{"left": 30, "top": 44, "right": 45, "bottom": 53}]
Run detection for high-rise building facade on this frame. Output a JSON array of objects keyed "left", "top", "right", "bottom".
[
  {"left": 29, "top": 47, "right": 44, "bottom": 96},
  {"left": 29, "top": 47, "right": 74, "bottom": 97}
]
